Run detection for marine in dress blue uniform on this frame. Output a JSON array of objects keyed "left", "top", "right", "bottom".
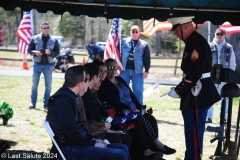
[{"left": 167, "top": 16, "right": 221, "bottom": 160}]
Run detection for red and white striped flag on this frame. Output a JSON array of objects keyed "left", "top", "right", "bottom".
[
  {"left": 219, "top": 22, "right": 240, "bottom": 34},
  {"left": 104, "top": 18, "right": 123, "bottom": 73},
  {"left": 17, "top": 10, "right": 34, "bottom": 55},
  {"left": 141, "top": 18, "right": 172, "bottom": 38},
  {"left": 141, "top": 18, "right": 204, "bottom": 38}
]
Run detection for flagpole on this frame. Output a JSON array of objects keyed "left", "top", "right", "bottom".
[
  {"left": 119, "top": 18, "right": 121, "bottom": 59},
  {"left": 30, "top": 10, "right": 34, "bottom": 36},
  {"left": 207, "top": 21, "right": 211, "bottom": 43}
]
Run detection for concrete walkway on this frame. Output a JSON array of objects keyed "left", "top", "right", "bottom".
[{"left": 0, "top": 69, "right": 180, "bottom": 86}]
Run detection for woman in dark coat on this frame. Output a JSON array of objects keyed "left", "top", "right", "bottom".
[{"left": 98, "top": 58, "right": 176, "bottom": 158}]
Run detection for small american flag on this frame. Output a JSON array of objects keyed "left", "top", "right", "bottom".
[
  {"left": 104, "top": 18, "right": 123, "bottom": 73},
  {"left": 17, "top": 11, "right": 33, "bottom": 55}
]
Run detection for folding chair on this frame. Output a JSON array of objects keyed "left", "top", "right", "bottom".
[{"left": 43, "top": 120, "right": 66, "bottom": 160}]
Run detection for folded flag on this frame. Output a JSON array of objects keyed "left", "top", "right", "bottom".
[{"left": 111, "top": 112, "right": 141, "bottom": 125}]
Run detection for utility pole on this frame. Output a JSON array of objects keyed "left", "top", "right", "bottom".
[
  {"left": 91, "top": 20, "right": 94, "bottom": 43},
  {"left": 155, "top": 32, "right": 160, "bottom": 56}
]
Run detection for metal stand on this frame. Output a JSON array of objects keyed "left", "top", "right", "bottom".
[{"left": 212, "top": 83, "right": 240, "bottom": 156}]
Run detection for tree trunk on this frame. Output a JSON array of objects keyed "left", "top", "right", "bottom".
[{"left": 2, "top": 117, "right": 8, "bottom": 126}]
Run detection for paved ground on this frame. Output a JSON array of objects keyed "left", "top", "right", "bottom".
[{"left": 0, "top": 67, "right": 181, "bottom": 86}]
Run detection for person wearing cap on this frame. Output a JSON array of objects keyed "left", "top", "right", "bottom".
[
  {"left": 206, "top": 28, "right": 236, "bottom": 123},
  {"left": 120, "top": 25, "right": 150, "bottom": 105},
  {"left": 167, "top": 16, "right": 221, "bottom": 160}
]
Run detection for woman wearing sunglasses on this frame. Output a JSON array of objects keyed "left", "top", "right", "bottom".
[{"left": 98, "top": 58, "right": 176, "bottom": 159}]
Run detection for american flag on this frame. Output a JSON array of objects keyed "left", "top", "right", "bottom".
[
  {"left": 141, "top": 18, "right": 203, "bottom": 38},
  {"left": 17, "top": 11, "right": 33, "bottom": 55},
  {"left": 142, "top": 19, "right": 172, "bottom": 38},
  {"left": 104, "top": 18, "right": 123, "bottom": 73},
  {"left": 219, "top": 22, "right": 240, "bottom": 34}
]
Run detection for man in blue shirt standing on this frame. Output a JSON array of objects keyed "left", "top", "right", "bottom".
[{"left": 120, "top": 25, "right": 150, "bottom": 105}]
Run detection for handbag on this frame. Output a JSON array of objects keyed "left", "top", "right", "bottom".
[{"left": 105, "top": 132, "right": 122, "bottom": 143}]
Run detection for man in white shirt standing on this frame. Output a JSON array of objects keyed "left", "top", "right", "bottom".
[{"left": 206, "top": 28, "right": 236, "bottom": 123}]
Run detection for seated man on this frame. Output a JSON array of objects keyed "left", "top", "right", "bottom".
[{"left": 46, "top": 65, "right": 130, "bottom": 160}]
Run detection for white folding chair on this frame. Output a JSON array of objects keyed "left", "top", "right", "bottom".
[{"left": 43, "top": 120, "right": 66, "bottom": 160}]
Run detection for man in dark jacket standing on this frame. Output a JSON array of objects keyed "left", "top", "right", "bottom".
[
  {"left": 46, "top": 65, "right": 129, "bottom": 160},
  {"left": 167, "top": 16, "right": 221, "bottom": 160},
  {"left": 28, "top": 22, "right": 59, "bottom": 110}
]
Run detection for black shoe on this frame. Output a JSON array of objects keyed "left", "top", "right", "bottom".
[
  {"left": 44, "top": 105, "right": 48, "bottom": 110},
  {"left": 29, "top": 105, "right": 35, "bottom": 109},
  {"left": 143, "top": 153, "right": 165, "bottom": 160},
  {"left": 158, "top": 145, "right": 176, "bottom": 155},
  {"left": 206, "top": 118, "right": 212, "bottom": 123}
]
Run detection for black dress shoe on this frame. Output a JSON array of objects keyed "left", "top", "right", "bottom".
[
  {"left": 143, "top": 153, "right": 165, "bottom": 160},
  {"left": 154, "top": 145, "right": 176, "bottom": 155},
  {"left": 29, "top": 105, "right": 35, "bottom": 109}
]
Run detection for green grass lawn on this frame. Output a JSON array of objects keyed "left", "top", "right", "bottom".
[{"left": 0, "top": 76, "right": 240, "bottom": 160}]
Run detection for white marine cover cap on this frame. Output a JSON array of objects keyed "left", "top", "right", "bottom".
[{"left": 168, "top": 16, "right": 194, "bottom": 31}]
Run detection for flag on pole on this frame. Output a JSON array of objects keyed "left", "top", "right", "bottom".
[
  {"left": 219, "top": 22, "right": 240, "bottom": 34},
  {"left": 104, "top": 18, "right": 123, "bottom": 73},
  {"left": 141, "top": 19, "right": 172, "bottom": 38},
  {"left": 141, "top": 18, "right": 204, "bottom": 38},
  {"left": 17, "top": 10, "right": 34, "bottom": 55}
]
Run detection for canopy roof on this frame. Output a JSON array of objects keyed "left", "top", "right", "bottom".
[{"left": 1, "top": 0, "right": 240, "bottom": 25}]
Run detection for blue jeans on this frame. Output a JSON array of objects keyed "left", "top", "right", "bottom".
[
  {"left": 120, "top": 69, "right": 143, "bottom": 104},
  {"left": 31, "top": 63, "right": 53, "bottom": 106},
  {"left": 207, "top": 99, "right": 228, "bottom": 120},
  {"left": 62, "top": 143, "right": 129, "bottom": 160},
  {"left": 182, "top": 107, "right": 208, "bottom": 160}
]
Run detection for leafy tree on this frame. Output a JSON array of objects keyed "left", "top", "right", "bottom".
[
  {"left": 58, "top": 13, "right": 85, "bottom": 45},
  {"left": 0, "top": 8, "right": 21, "bottom": 45}
]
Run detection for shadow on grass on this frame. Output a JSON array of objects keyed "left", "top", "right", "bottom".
[
  {"left": 156, "top": 119, "right": 184, "bottom": 127},
  {"left": 0, "top": 139, "right": 17, "bottom": 155},
  {"left": 29, "top": 108, "right": 48, "bottom": 113}
]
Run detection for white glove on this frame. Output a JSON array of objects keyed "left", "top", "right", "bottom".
[
  {"left": 191, "top": 80, "right": 202, "bottom": 97},
  {"left": 168, "top": 87, "right": 180, "bottom": 98}
]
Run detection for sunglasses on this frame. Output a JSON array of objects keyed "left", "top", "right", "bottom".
[
  {"left": 83, "top": 77, "right": 89, "bottom": 83},
  {"left": 41, "top": 27, "right": 50, "bottom": 30},
  {"left": 132, "top": 31, "right": 138, "bottom": 34},
  {"left": 216, "top": 33, "right": 223, "bottom": 36},
  {"left": 107, "top": 66, "right": 118, "bottom": 70}
]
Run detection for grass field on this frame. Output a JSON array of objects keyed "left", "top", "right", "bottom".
[{"left": 0, "top": 76, "right": 240, "bottom": 160}]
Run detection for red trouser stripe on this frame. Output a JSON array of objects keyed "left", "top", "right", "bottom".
[{"left": 194, "top": 109, "right": 199, "bottom": 160}]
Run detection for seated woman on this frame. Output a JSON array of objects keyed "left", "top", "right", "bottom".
[
  {"left": 98, "top": 58, "right": 176, "bottom": 156},
  {"left": 82, "top": 60, "right": 164, "bottom": 159}
]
